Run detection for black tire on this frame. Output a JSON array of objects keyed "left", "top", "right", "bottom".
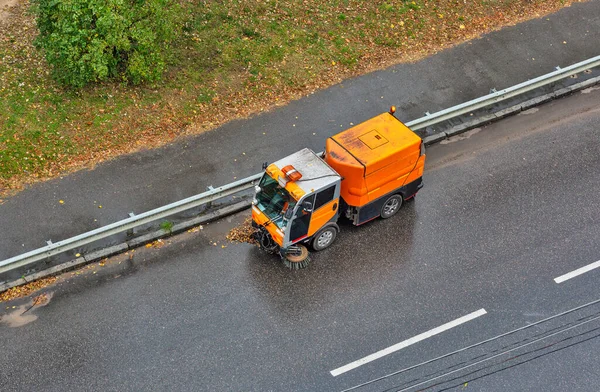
[
  {"left": 380, "top": 194, "right": 403, "bottom": 219},
  {"left": 311, "top": 226, "right": 338, "bottom": 251}
]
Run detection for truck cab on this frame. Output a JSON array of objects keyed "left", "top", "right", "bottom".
[{"left": 252, "top": 148, "right": 342, "bottom": 251}]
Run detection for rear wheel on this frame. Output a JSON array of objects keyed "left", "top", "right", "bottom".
[
  {"left": 311, "top": 226, "right": 338, "bottom": 251},
  {"left": 380, "top": 195, "right": 403, "bottom": 219}
]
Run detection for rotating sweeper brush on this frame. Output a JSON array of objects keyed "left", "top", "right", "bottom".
[
  {"left": 256, "top": 227, "right": 311, "bottom": 269},
  {"left": 282, "top": 245, "right": 311, "bottom": 270}
]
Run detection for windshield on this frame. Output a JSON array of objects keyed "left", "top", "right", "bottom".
[{"left": 255, "top": 175, "right": 297, "bottom": 221}]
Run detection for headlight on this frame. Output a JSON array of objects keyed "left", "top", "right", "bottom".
[
  {"left": 252, "top": 197, "right": 258, "bottom": 205},
  {"left": 254, "top": 185, "right": 261, "bottom": 194}
]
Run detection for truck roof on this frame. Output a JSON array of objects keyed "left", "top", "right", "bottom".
[
  {"left": 330, "top": 112, "right": 421, "bottom": 175},
  {"left": 270, "top": 148, "right": 340, "bottom": 196}
]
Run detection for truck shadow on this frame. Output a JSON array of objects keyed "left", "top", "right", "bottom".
[{"left": 245, "top": 200, "right": 418, "bottom": 318}]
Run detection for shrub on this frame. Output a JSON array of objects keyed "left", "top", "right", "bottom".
[{"left": 31, "top": 0, "right": 177, "bottom": 87}]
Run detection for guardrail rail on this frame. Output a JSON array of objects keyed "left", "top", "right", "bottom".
[{"left": 1, "top": 55, "right": 599, "bottom": 280}]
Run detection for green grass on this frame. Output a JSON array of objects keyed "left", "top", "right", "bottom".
[
  {"left": 0, "top": 0, "right": 578, "bottom": 192},
  {"left": 160, "top": 220, "right": 174, "bottom": 234}
]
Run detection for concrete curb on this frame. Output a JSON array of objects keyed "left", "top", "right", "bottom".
[
  {"left": 423, "top": 75, "right": 600, "bottom": 147},
  {"left": 0, "top": 200, "right": 251, "bottom": 292},
  {"left": 1, "top": 75, "right": 599, "bottom": 294}
]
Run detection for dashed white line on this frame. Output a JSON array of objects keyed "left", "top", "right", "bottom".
[
  {"left": 554, "top": 259, "right": 600, "bottom": 284},
  {"left": 330, "top": 308, "right": 487, "bottom": 377}
]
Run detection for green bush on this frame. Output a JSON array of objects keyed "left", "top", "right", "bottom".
[{"left": 31, "top": 0, "right": 177, "bottom": 87}]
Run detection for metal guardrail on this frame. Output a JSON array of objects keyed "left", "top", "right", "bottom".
[
  {"left": 1, "top": 55, "right": 599, "bottom": 276},
  {"left": 0, "top": 174, "right": 261, "bottom": 275},
  {"left": 406, "top": 55, "right": 600, "bottom": 131}
]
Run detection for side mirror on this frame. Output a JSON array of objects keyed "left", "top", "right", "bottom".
[
  {"left": 284, "top": 208, "right": 294, "bottom": 220},
  {"left": 302, "top": 200, "right": 313, "bottom": 213},
  {"left": 262, "top": 162, "right": 269, "bottom": 170}
]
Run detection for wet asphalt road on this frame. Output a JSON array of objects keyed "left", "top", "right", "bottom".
[
  {"left": 1, "top": 86, "right": 599, "bottom": 391},
  {"left": 1, "top": 1, "right": 600, "bottom": 278}
]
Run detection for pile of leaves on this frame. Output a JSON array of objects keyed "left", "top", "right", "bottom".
[
  {"left": 0, "top": 277, "right": 57, "bottom": 302},
  {"left": 226, "top": 217, "right": 258, "bottom": 245}
]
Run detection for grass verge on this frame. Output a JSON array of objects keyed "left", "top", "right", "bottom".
[{"left": 0, "top": 0, "right": 580, "bottom": 195}]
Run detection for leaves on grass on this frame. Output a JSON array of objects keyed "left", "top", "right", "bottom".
[{"left": 0, "top": 0, "right": 580, "bottom": 195}]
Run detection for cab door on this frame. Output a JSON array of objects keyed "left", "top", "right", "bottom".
[
  {"left": 289, "top": 194, "right": 315, "bottom": 244},
  {"left": 307, "top": 184, "right": 340, "bottom": 237}
]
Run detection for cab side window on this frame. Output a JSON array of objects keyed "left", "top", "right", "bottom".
[
  {"left": 314, "top": 185, "right": 336, "bottom": 210},
  {"left": 289, "top": 194, "right": 315, "bottom": 241}
]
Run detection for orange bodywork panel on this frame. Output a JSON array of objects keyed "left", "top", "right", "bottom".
[
  {"left": 325, "top": 112, "right": 424, "bottom": 207},
  {"left": 251, "top": 206, "right": 284, "bottom": 246},
  {"left": 307, "top": 198, "right": 339, "bottom": 237},
  {"left": 405, "top": 155, "right": 426, "bottom": 185},
  {"left": 325, "top": 140, "right": 367, "bottom": 206}
]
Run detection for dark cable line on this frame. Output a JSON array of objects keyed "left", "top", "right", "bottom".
[
  {"left": 339, "top": 297, "right": 600, "bottom": 392},
  {"left": 406, "top": 327, "right": 600, "bottom": 392},
  {"left": 296, "top": 174, "right": 340, "bottom": 182},
  {"left": 387, "top": 312, "right": 600, "bottom": 391},
  {"left": 388, "top": 314, "right": 600, "bottom": 392},
  {"left": 434, "top": 329, "right": 600, "bottom": 392}
]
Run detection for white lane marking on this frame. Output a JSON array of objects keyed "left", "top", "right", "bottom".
[
  {"left": 330, "top": 308, "right": 487, "bottom": 377},
  {"left": 554, "top": 259, "right": 600, "bottom": 284}
]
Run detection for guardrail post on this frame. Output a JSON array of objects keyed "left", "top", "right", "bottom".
[
  {"left": 126, "top": 213, "right": 135, "bottom": 237},
  {"left": 44, "top": 240, "right": 53, "bottom": 266},
  {"left": 206, "top": 186, "right": 215, "bottom": 209}
]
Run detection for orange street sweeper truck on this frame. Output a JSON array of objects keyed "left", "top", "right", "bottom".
[{"left": 251, "top": 107, "right": 426, "bottom": 268}]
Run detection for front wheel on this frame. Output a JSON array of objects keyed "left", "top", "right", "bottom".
[
  {"left": 311, "top": 226, "right": 338, "bottom": 251},
  {"left": 380, "top": 194, "right": 403, "bottom": 219}
]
